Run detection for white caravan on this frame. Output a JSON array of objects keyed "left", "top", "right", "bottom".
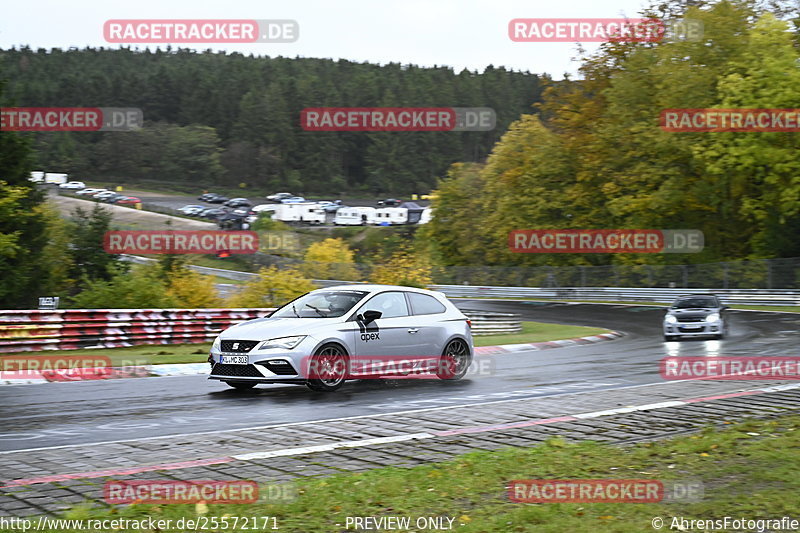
[
  {"left": 418, "top": 207, "right": 433, "bottom": 224},
  {"left": 44, "top": 173, "right": 69, "bottom": 185},
  {"left": 271, "top": 202, "right": 326, "bottom": 225},
  {"left": 29, "top": 171, "right": 45, "bottom": 183},
  {"left": 334, "top": 206, "right": 376, "bottom": 225},
  {"left": 373, "top": 207, "right": 409, "bottom": 225}
]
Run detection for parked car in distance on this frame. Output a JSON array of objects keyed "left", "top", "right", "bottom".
[
  {"left": 58, "top": 181, "right": 86, "bottom": 189},
  {"left": 93, "top": 191, "right": 117, "bottom": 200},
  {"left": 377, "top": 198, "right": 402, "bottom": 207},
  {"left": 198, "top": 193, "right": 216, "bottom": 201},
  {"left": 179, "top": 204, "right": 206, "bottom": 214},
  {"left": 201, "top": 207, "right": 229, "bottom": 219},
  {"left": 115, "top": 196, "right": 141, "bottom": 206},
  {"left": 100, "top": 193, "right": 126, "bottom": 203},
  {"left": 206, "top": 194, "right": 229, "bottom": 204},
  {"left": 266, "top": 192, "right": 294, "bottom": 201},
  {"left": 75, "top": 188, "right": 106, "bottom": 196},
  {"left": 317, "top": 200, "right": 343, "bottom": 213},
  {"left": 225, "top": 197, "right": 253, "bottom": 208},
  {"left": 280, "top": 196, "right": 306, "bottom": 203},
  {"left": 251, "top": 204, "right": 279, "bottom": 213}
]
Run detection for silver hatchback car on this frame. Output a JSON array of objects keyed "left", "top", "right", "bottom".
[{"left": 208, "top": 284, "right": 474, "bottom": 391}]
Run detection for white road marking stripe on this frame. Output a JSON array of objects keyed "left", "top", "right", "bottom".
[
  {"left": 233, "top": 433, "right": 434, "bottom": 460},
  {"left": 0, "top": 379, "right": 778, "bottom": 455}
]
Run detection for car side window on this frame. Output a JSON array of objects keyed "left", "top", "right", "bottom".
[
  {"left": 357, "top": 292, "right": 409, "bottom": 319},
  {"left": 408, "top": 293, "right": 446, "bottom": 315}
]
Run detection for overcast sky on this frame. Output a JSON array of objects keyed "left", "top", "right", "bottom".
[{"left": 2, "top": 0, "right": 654, "bottom": 78}]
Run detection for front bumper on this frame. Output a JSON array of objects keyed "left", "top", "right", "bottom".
[
  {"left": 663, "top": 320, "right": 723, "bottom": 337},
  {"left": 208, "top": 339, "right": 317, "bottom": 382}
]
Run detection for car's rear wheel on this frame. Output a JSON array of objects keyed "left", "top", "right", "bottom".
[
  {"left": 306, "top": 344, "right": 349, "bottom": 392},
  {"left": 437, "top": 338, "right": 472, "bottom": 380},
  {"left": 224, "top": 381, "right": 256, "bottom": 390}
]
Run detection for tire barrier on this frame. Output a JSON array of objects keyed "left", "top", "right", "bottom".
[
  {"left": 462, "top": 310, "right": 522, "bottom": 335},
  {"left": 0, "top": 308, "right": 274, "bottom": 353}
]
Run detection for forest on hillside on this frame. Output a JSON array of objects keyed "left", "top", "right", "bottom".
[{"left": 0, "top": 48, "right": 545, "bottom": 194}]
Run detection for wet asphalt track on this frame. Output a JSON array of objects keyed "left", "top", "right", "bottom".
[{"left": 1, "top": 301, "right": 798, "bottom": 451}]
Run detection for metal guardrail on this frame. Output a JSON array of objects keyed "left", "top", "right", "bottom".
[
  {"left": 429, "top": 285, "right": 800, "bottom": 306},
  {"left": 462, "top": 311, "right": 522, "bottom": 335},
  {"left": 119, "top": 257, "right": 800, "bottom": 306}
]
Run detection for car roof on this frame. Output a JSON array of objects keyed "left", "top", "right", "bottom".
[{"left": 313, "top": 284, "right": 443, "bottom": 297}]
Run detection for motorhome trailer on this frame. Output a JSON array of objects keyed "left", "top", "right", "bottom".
[
  {"left": 373, "top": 207, "right": 409, "bottom": 225},
  {"left": 334, "top": 206, "right": 376, "bottom": 225},
  {"left": 271, "top": 202, "right": 326, "bottom": 224}
]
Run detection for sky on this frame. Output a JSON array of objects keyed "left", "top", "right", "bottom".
[{"left": 1, "top": 0, "right": 654, "bottom": 78}]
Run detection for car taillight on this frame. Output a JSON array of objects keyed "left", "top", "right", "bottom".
[{"left": 466, "top": 319, "right": 472, "bottom": 328}]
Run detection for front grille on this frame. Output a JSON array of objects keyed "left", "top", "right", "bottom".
[
  {"left": 256, "top": 360, "right": 298, "bottom": 376},
  {"left": 677, "top": 317, "right": 705, "bottom": 323},
  {"left": 221, "top": 340, "right": 259, "bottom": 353},
  {"left": 211, "top": 363, "right": 264, "bottom": 377},
  {"left": 678, "top": 326, "right": 707, "bottom": 333}
]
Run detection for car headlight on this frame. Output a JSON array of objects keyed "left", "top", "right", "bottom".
[
  {"left": 259, "top": 336, "right": 307, "bottom": 350},
  {"left": 211, "top": 336, "right": 221, "bottom": 352},
  {"left": 706, "top": 313, "right": 720, "bottom": 323},
  {"left": 665, "top": 315, "right": 677, "bottom": 324}
]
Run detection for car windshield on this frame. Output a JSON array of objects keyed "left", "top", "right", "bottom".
[
  {"left": 673, "top": 297, "right": 717, "bottom": 309},
  {"left": 270, "top": 290, "right": 369, "bottom": 318}
]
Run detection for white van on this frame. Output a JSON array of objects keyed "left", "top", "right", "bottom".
[
  {"left": 44, "top": 173, "right": 69, "bottom": 185},
  {"left": 334, "top": 206, "right": 376, "bottom": 225},
  {"left": 272, "top": 202, "right": 326, "bottom": 225},
  {"left": 373, "top": 207, "right": 409, "bottom": 225},
  {"left": 29, "top": 171, "right": 45, "bottom": 183}
]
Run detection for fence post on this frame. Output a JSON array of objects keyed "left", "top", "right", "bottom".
[
  {"left": 723, "top": 262, "right": 729, "bottom": 289},
  {"left": 767, "top": 260, "right": 773, "bottom": 289}
]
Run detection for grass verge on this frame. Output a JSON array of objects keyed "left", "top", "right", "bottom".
[
  {"left": 17, "top": 415, "right": 799, "bottom": 532},
  {"left": 472, "top": 321, "right": 609, "bottom": 347},
  {"left": 1, "top": 322, "right": 611, "bottom": 366}
]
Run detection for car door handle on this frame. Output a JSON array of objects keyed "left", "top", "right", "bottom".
[{"left": 407, "top": 328, "right": 419, "bottom": 334}]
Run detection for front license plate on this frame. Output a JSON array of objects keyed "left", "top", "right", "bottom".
[
  {"left": 682, "top": 325, "right": 702, "bottom": 329},
  {"left": 221, "top": 355, "right": 248, "bottom": 364}
]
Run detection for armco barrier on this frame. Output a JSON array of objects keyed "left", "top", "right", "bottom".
[
  {"left": 462, "top": 311, "right": 522, "bottom": 335},
  {"left": 0, "top": 308, "right": 274, "bottom": 353},
  {"left": 428, "top": 286, "right": 800, "bottom": 306}
]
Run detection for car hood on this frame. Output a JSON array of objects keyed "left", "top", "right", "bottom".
[
  {"left": 220, "top": 317, "right": 344, "bottom": 340},
  {"left": 666, "top": 308, "right": 717, "bottom": 317}
]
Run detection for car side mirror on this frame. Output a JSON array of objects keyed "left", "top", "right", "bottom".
[{"left": 360, "top": 310, "right": 382, "bottom": 324}]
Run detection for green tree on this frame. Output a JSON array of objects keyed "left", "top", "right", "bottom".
[{"left": 225, "top": 267, "right": 316, "bottom": 308}]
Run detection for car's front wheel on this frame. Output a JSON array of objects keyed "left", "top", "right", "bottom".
[
  {"left": 306, "top": 344, "right": 349, "bottom": 392},
  {"left": 224, "top": 381, "right": 257, "bottom": 390},
  {"left": 437, "top": 338, "right": 472, "bottom": 380}
]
